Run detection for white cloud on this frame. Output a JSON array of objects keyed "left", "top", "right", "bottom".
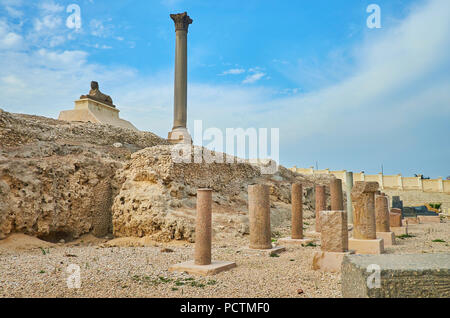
[
  {"left": 242, "top": 72, "right": 265, "bottom": 84},
  {"left": 0, "top": 20, "right": 23, "bottom": 49},
  {"left": 220, "top": 68, "right": 245, "bottom": 75},
  {"left": 39, "top": 1, "right": 64, "bottom": 14}
]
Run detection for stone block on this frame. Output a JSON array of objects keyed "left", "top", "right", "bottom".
[
  {"left": 376, "top": 232, "right": 396, "bottom": 246},
  {"left": 341, "top": 254, "right": 450, "bottom": 298},
  {"left": 312, "top": 251, "right": 355, "bottom": 273},
  {"left": 418, "top": 215, "right": 441, "bottom": 223},
  {"left": 348, "top": 238, "right": 384, "bottom": 254}
]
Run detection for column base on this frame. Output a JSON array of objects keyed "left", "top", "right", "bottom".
[
  {"left": 168, "top": 260, "right": 236, "bottom": 276},
  {"left": 348, "top": 238, "right": 384, "bottom": 255},
  {"left": 278, "top": 237, "right": 315, "bottom": 246},
  {"left": 168, "top": 127, "right": 192, "bottom": 144},
  {"left": 418, "top": 215, "right": 441, "bottom": 224},
  {"left": 391, "top": 226, "right": 408, "bottom": 236},
  {"left": 404, "top": 217, "right": 419, "bottom": 224},
  {"left": 312, "top": 251, "right": 355, "bottom": 273},
  {"left": 305, "top": 231, "right": 321, "bottom": 238},
  {"left": 243, "top": 245, "right": 286, "bottom": 256},
  {"left": 376, "top": 232, "right": 396, "bottom": 246}
]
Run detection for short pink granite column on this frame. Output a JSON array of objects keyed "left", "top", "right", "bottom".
[
  {"left": 375, "top": 195, "right": 390, "bottom": 232},
  {"left": 194, "top": 189, "right": 212, "bottom": 265},
  {"left": 249, "top": 184, "right": 272, "bottom": 249},
  {"left": 330, "top": 179, "right": 344, "bottom": 211},
  {"left": 351, "top": 181, "right": 379, "bottom": 240},
  {"left": 315, "top": 185, "right": 326, "bottom": 232},
  {"left": 291, "top": 183, "right": 303, "bottom": 239},
  {"left": 320, "top": 210, "right": 348, "bottom": 252},
  {"left": 390, "top": 211, "right": 403, "bottom": 227}
]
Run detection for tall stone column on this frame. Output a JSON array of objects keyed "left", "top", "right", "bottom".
[
  {"left": 168, "top": 12, "right": 193, "bottom": 144},
  {"left": 194, "top": 189, "right": 212, "bottom": 265},
  {"left": 279, "top": 184, "right": 315, "bottom": 245},
  {"left": 248, "top": 184, "right": 272, "bottom": 249},
  {"left": 330, "top": 179, "right": 344, "bottom": 211},
  {"left": 291, "top": 183, "right": 303, "bottom": 239},
  {"left": 346, "top": 172, "right": 354, "bottom": 224},
  {"left": 315, "top": 185, "right": 326, "bottom": 232},
  {"left": 168, "top": 188, "right": 237, "bottom": 275},
  {"left": 349, "top": 181, "right": 384, "bottom": 254}
]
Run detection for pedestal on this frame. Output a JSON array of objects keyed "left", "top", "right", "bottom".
[
  {"left": 58, "top": 98, "right": 138, "bottom": 131},
  {"left": 417, "top": 216, "right": 441, "bottom": 223},
  {"left": 312, "top": 251, "right": 354, "bottom": 273},
  {"left": 348, "top": 238, "right": 384, "bottom": 254},
  {"left": 376, "top": 232, "right": 396, "bottom": 246},
  {"left": 168, "top": 127, "right": 192, "bottom": 144}
]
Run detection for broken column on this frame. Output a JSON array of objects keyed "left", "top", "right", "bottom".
[
  {"left": 279, "top": 183, "right": 315, "bottom": 245},
  {"left": 169, "top": 189, "right": 236, "bottom": 275},
  {"left": 375, "top": 194, "right": 396, "bottom": 246},
  {"left": 312, "top": 210, "right": 354, "bottom": 272},
  {"left": 330, "top": 179, "right": 344, "bottom": 211},
  {"left": 314, "top": 185, "right": 326, "bottom": 233},
  {"left": 168, "top": 12, "right": 193, "bottom": 144},
  {"left": 390, "top": 208, "right": 408, "bottom": 236},
  {"left": 248, "top": 184, "right": 285, "bottom": 255},
  {"left": 348, "top": 181, "right": 384, "bottom": 254}
]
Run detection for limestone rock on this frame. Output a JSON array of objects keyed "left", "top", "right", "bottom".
[{"left": 0, "top": 109, "right": 168, "bottom": 241}]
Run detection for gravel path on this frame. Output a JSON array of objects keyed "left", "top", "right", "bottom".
[{"left": 0, "top": 221, "right": 448, "bottom": 298}]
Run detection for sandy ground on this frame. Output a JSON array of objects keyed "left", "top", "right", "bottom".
[{"left": 0, "top": 220, "right": 448, "bottom": 298}]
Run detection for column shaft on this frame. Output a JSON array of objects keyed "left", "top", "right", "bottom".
[
  {"left": 346, "top": 172, "right": 354, "bottom": 224},
  {"left": 173, "top": 30, "right": 188, "bottom": 129},
  {"left": 375, "top": 195, "right": 390, "bottom": 232},
  {"left": 249, "top": 184, "right": 272, "bottom": 249},
  {"left": 315, "top": 185, "right": 326, "bottom": 232},
  {"left": 291, "top": 183, "right": 303, "bottom": 239},
  {"left": 330, "top": 179, "right": 344, "bottom": 211},
  {"left": 194, "top": 189, "right": 212, "bottom": 265}
]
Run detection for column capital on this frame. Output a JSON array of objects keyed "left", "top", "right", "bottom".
[{"left": 170, "top": 12, "right": 193, "bottom": 32}]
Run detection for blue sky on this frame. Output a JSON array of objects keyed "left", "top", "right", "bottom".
[{"left": 0, "top": 0, "right": 449, "bottom": 178}]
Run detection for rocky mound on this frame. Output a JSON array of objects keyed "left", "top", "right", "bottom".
[{"left": 0, "top": 109, "right": 168, "bottom": 241}]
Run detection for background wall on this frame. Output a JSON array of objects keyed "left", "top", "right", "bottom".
[{"left": 291, "top": 167, "right": 450, "bottom": 213}]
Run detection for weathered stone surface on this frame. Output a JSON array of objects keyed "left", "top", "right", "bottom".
[
  {"left": 351, "top": 181, "right": 379, "bottom": 240},
  {"left": 320, "top": 210, "right": 348, "bottom": 252},
  {"left": 315, "top": 185, "right": 326, "bottom": 232},
  {"left": 342, "top": 254, "right": 450, "bottom": 298},
  {"left": 0, "top": 110, "right": 167, "bottom": 241},
  {"left": 291, "top": 183, "right": 303, "bottom": 239},
  {"left": 330, "top": 179, "right": 344, "bottom": 211},
  {"left": 390, "top": 212, "right": 402, "bottom": 227},
  {"left": 375, "top": 195, "right": 390, "bottom": 232},
  {"left": 194, "top": 189, "right": 212, "bottom": 265},
  {"left": 249, "top": 184, "right": 272, "bottom": 249}
]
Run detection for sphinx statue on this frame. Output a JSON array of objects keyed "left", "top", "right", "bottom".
[{"left": 80, "top": 81, "right": 115, "bottom": 107}]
